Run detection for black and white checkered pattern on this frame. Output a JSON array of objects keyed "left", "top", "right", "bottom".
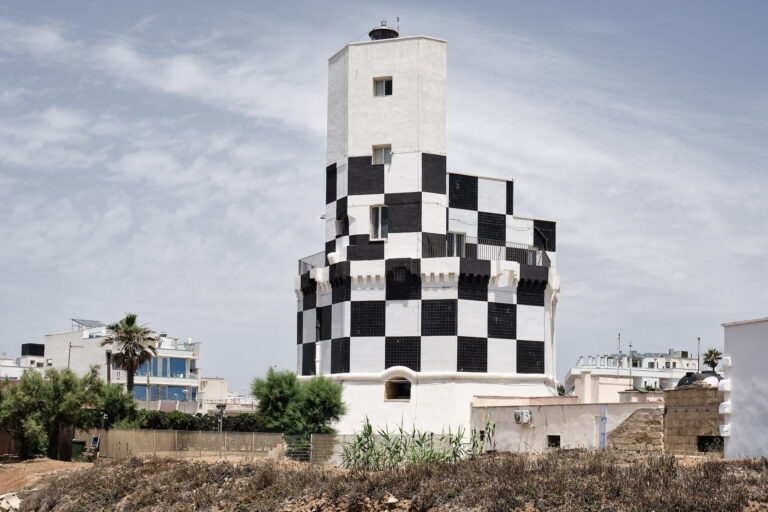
[{"left": 297, "top": 153, "right": 555, "bottom": 377}]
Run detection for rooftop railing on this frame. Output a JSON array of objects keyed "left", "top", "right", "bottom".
[
  {"left": 297, "top": 236, "right": 550, "bottom": 274},
  {"left": 423, "top": 234, "right": 549, "bottom": 267}
]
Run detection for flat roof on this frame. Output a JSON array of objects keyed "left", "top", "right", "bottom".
[
  {"left": 449, "top": 170, "right": 513, "bottom": 183},
  {"left": 722, "top": 316, "right": 768, "bottom": 327},
  {"left": 472, "top": 396, "right": 578, "bottom": 407},
  {"left": 72, "top": 319, "right": 105, "bottom": 328},
  {"left": 329, "top": 35, "right": 447, "bottom": 61}
]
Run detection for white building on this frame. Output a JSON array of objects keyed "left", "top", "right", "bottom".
[
  {"left": 294, "top": 24, "right": 560, "bottom": 433},
  {"left": 197, "top": 377, "right": 258, "bottom": 415},
  {"left": 719, "top": 317, "right": 768, "bottom": 458},
  {"left": 0, "top": 343, "right": 50, "bottom": 381},
  {"left": 43, "top": 319, "right": 201, "bottom": 403},
  {"left": 564, "top": 349, "right": 698, "bottom": 403}
]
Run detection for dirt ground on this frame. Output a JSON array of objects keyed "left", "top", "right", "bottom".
[{"left": 0, "top": 457, "right": 91, "bottom": 495}]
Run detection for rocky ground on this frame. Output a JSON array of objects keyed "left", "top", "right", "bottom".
[
  {"left": 8, "top": 451, "right": 768, "bottom": 511},
  {"left": 0, "top": 456, "right": 92, "bottom": 511}
]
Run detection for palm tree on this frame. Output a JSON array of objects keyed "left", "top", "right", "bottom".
[
  {"left": 102, "top": 313, "right": 157, "bottom": 394},
  {"left": 703, "top": 348, "right": 723, "bottom": 372}
]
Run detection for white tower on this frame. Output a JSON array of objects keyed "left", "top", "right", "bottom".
[{"left": 296, "top": 25, "right": 560, "bottom": 433}]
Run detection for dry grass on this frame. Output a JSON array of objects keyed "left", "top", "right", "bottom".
[{"left": 20, "top": 450, "right": 768, "bottom": 511}]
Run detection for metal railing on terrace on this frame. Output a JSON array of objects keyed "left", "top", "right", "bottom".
[
  {"left": 423, "top": 234, "right": 550, "bottom": 267},
  {"left": 297, "top": 236, "right": 550, "bottom": 274}
]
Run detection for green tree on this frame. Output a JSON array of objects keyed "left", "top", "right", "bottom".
[
  {"left": 40, "top": 367, "right": 103, "bottom": 458},
  {"left": 102, "top": 313, "right": 157, "bottom": 394},
  {"left": 252, "top": 367, "right": 302, "bottom": 432},
  {"left": 251, "top": 368, "right": 345, "bottom": 435},
  {"left": 99, "top": 383, "right": 137, "bottom": 429},
  {"left": 298, "top": 376, "right": 346, "bottom": 434},
  {"left": 0, "top": 367, "right": 137, "bottom": 458},
  {"left": 703, "top": 348, "right": 723, "bottom": 371},
  {"left": 0, "top": 370, "right": 49, "bottom": 457}
]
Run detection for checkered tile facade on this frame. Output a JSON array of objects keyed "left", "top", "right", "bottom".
[{"left": 297, "top": 155, "right": 556, "bottom": 377}]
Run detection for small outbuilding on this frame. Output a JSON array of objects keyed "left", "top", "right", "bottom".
[{"left": 663, "top": 383, "right": 724, "bottom": 456}]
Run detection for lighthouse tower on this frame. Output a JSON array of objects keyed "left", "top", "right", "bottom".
[{"left": 295, "top": 23, "right": 560, "bottom": 433}]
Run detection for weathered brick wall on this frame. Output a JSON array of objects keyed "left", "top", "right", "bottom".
[
  {"left": 663, "top": 385, "right": 724, "bottom": 455},
  {"left": 607, "top": 407, "right": 664, "bottom": 452}
]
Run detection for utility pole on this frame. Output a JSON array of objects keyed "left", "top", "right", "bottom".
[
  {"left": 147, "top": 362, "right": 151, "bottom": 410},
  {"left": 628, "top": 340, "right": 633, "bottom": 390},
  {"left": 67, "top": 341, "right": 82, "bottom": 370},
  {"left": 697, "top": 337, "right": 701, "bottom": 380}
]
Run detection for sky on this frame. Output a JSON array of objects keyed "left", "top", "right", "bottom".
[{"left": 1, "top": 1, "right": 767, "bottom": 394}]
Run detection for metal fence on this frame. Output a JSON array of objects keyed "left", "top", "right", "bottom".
[{"left": 73, "top": 429, "right": 354, "bottom": 465}]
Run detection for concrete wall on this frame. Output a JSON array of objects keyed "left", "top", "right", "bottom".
[
  {"left": 663, "top": 385, "right": 723, "bottom": 455},
  {"left": 471, "top": 402, "right": 659, "bottom": 453},
  {"left": 44, "top": 330, "right": 110, "bottom": 381},
  {"left": 573, "top": 373, "right": 632, "bottom": 404},
  {"left": 333, "top": 376, "right": 554, "bottom": 434},
  {"left": 721, "top": 318, "right": 768, "bottom": 458}
]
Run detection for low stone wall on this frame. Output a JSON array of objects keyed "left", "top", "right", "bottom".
[
  {"left": 607, "top": 407, "right": 664, "bottom": 452},
  {"left": 663, "top": 385, "right": 724, "bottom": 455}
]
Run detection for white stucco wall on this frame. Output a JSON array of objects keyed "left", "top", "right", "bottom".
[
  {"left": 472, "top": 402, "right": 660, "bottom": 453},
  {"left": 326, "top": 36, "right": 447, "bottom": 165},
  {"left": 330, "top": 369, "right": 555, "bottom": 434},
  {"left": 44, "top": 330, "right": 110, "bottom": 381},
  {"left": 720, "top": 318, "right": 768, "bottom": 458}
]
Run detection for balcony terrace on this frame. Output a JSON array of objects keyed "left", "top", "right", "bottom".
[{"left": 298, "top": 237, "right": 550, "bottom": 274}]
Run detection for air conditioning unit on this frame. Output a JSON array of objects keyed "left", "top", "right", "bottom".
[{"left": 514, "top": 409, "right": 531, "bottom": 424}]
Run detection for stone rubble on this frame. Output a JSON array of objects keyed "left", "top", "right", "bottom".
[{"left": 0, "top": 493, "right": 21, "bottom": 512}]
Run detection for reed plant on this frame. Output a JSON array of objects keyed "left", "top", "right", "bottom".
[{"left": 341, "top": 415, "right": 497, "bottom": 470}]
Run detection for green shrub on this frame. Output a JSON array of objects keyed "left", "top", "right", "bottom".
[
  {"left": 251, "top": 369, "right": 345, "bottom": 435},
  {"left": 130, "top": 410, "right": 266, "bottom": 432}
]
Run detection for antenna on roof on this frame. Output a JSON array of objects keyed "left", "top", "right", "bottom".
[{"left": 397, "top": 16, "right": 400, "bottom": 33}]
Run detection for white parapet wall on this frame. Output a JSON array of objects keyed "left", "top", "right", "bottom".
[{"left": 720, "top": 317, "right": 768, "bottom": 458}]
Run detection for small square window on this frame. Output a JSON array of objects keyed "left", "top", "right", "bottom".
[
  {"left": 374, "top": 78, "right": 392, "bottom": 96},
  {"left": 372, "top": 145, "right": 392, "bottom": 165},
  {"left": 547, "top": 435, "right": 561, "bottom": 448},
  {"left": 371, "top": 205, "right": 388, "bottom": 240}
]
